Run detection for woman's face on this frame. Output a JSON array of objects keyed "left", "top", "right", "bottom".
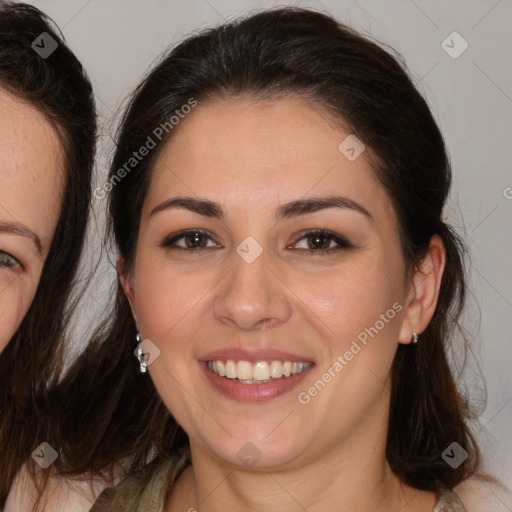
[
  {"left": 123, "top": 97, "right": 423, "bottom": 469},
  {"left": 0, "top": 89, "right": 64, "bottom": 352}
]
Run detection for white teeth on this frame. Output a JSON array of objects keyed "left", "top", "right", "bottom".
[
  {"left": 253, "top": 361, "right": 270, "bottom": 381},
  {"left": 208, "top": 359, "right": 311, "bottom": 381},
  {"left": 269, "top": 361, "right": 282, "bottom": 379},
  {"left": 225, "top": 360, "right": 237, "bottom": 378},
  {"left": 237, "top": 361, "right": 253, "bottom": 380}
]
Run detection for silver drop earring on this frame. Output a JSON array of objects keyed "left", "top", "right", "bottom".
[
  {"left": 412, "top": 332, "right": 419, "bottom": 344},
  {"left": 135, "top": 333, "right": 147, "bottom": 373}
]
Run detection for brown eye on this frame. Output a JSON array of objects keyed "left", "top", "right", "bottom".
[
  {"left": 161, "top": 230, "right": 218, "bottom": 250},
  {"left": 293, "top": 230, "right": 352, "bottom": 254},
  {"left": 307, "top": 232, "right": 332, "bottom": 250},
  {"left": 183, "top": 232, "right": 208, "bottom": 248}
]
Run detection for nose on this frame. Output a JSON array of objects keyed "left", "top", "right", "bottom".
[{"left": 213, "top": 244, "right": 292, "bottom": 332}]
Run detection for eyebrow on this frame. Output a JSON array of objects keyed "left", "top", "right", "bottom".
[
  {"left": 150, "top": 195, "right": 373, "bottom": 222},
  {"left": 0, "top": 221, "right": 43, "bottom": 255}
]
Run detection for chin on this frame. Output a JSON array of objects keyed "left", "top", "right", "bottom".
[{"left": 196, "top": 430, "right": 310, "bottom": 471}]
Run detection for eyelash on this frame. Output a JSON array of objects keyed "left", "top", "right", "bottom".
[
  {"left": 0, "top": 250, "right": 23, "bottom": 270},
  {"left": 160, "top": 229, "right": 353, "bottom": 255}
]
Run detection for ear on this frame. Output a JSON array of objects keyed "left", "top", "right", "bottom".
[
  {"left": 118, "top": 256, "right": 137, "bottom": 320},
  {"left": 398, "top": 234, "right": 446, "bottom": 345}
]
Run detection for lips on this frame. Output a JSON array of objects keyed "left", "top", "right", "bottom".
[{"left": 199, "top": 348, "right": 314, "bottom": 402}]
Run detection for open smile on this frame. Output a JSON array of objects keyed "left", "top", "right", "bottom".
[{"left": 200, "top": 356, "right": 314, "bottom": 402}]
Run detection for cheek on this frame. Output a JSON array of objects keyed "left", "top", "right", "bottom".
[
  {"left": 296, "top": 257, "right": 404, "bottom": 346},
  {"left": 131, "top": 262, "right": 215, "bottom": 429},
  {"left": 131, "top": 259, "right": 213, "bottom": 349}
]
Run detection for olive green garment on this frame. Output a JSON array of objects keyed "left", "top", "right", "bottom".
[{"left": 90, "top": 458, "right": 466, "bottom": 512}]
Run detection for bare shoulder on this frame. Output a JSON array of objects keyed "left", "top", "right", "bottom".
[
  {"left": 4, "top": 464, "right": 108, "bottom": 512},
  {"left": 454, "top": 476, "right": 512, "bottom": 512}
]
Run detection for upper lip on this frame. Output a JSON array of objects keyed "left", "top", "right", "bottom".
[{"left": 200, "top": 348, "right": 314, "bottom": 363}]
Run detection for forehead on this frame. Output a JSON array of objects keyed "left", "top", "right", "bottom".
[
  {"left": 147, "top": 97, "right": 393, "bottom": 222},
  {"left": 0, "top": 88, "right": 65, "bottom": 246},
  {"left": 159, "top": 96, "right": 354, "bottom": 172}
]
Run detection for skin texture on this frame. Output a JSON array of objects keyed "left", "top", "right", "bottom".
[
  {"left": 0, "top": 88, "right": 64, "bottom": 352},
  {"left": 6, "top": 97, "right": 509, "bottom": 512},
  {"left": 120, "top": 97, "right": 446, "bottom": 511}
]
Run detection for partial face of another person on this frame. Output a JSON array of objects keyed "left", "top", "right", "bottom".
[
  {"left": 0, "top": 88, "right": 64, "bottom": 351},
  {"left": 122, "top": 97, "right": 429, "bottom": 470}
]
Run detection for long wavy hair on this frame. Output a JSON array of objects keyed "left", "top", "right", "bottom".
[
  {"left": 0, "top": 2, "right": 96, "bottom": 506},
  {"left": 50, "top": 6, "right": 480, "bottom": 497}
]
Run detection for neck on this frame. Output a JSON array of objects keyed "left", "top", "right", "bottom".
[
  {"left": 169, "top": 451, "right": 435, "bottom": 512},
  {"left": 167, "top": 404, "right": 437, "bottom": 512}
]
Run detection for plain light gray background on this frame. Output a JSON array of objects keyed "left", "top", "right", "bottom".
[{"left": 21, "top": 0, "right": 512, "bottom": 489}]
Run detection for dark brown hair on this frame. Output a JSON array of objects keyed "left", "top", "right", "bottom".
[
  {"left": 51, "top": 6, "right": 479, "bottom": 496},
  {"left": 0, "top": 1, "right": 96, "bottom": 506}
]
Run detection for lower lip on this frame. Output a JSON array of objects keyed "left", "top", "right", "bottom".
[{"left": 200, "top": 361, "right": 313, "bottom": 402}]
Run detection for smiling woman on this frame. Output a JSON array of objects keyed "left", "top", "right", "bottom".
[
  {"left": 29, "top": 6, "right": 509, "bottom": 512},
  {"left": 0, "top": 1, "right": 96, "bottom": 508}
]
